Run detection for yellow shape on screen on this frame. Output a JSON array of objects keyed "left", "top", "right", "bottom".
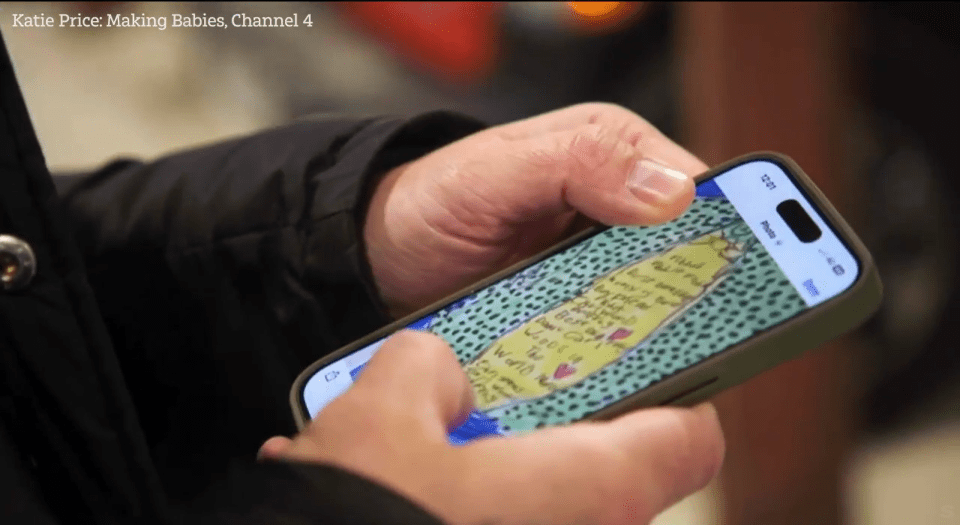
[{"left": 465, "top": 230, "right": 745, "bottom": 411}]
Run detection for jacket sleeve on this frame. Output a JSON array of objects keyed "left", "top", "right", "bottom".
[
  {"left": 53, "top": 111, "right": 486, "bottom": 348},
  {"left": 49, "top": 112, "right": 487, "bottom": 502},
  {"left": 193, "top": 461, "right": 448, "bottom": 525}
]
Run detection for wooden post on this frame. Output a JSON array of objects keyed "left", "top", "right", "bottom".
[{"left": 675, "top": 3, "right": 863, "bottom": 524}]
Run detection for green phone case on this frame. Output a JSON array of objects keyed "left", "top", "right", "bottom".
[{"left": 289, "top": 151, "right": 883, "bottom": 430}]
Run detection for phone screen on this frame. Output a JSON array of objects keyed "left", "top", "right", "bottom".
[{"left": 300, "top": 159, "right": 860, "bottom": 444}]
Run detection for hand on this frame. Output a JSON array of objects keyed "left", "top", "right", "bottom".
[
  {"left": 260, "top": 331, "right": 724, "bottom": 525},
  {"left": 364, "top": 103, "right": 706, "bottom": 316}
]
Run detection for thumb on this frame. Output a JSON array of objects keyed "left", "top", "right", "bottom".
[
  {"left": 257, "top": 436, "right": 294, "bottom": 461},
  {"left": 348, "top": 330, "right": 476, "bottom": 437},
  {"left": 503, "top": 124, "right": 696, "bottom": 227}
]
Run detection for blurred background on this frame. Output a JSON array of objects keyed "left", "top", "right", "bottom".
[{"left": 5, "top": 2, "right": 960, "bottom": 524}]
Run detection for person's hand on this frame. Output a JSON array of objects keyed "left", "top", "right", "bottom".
[
  {"left": 260, "top": 331, "right": 724, "bottom": 525},
  {"left": 364, "top": 103, "right": 705, "bottom": 316}
]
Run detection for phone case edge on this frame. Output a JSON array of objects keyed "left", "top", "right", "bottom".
[{"left": 289, "top": 151, "right": 883, "bottom": 430}]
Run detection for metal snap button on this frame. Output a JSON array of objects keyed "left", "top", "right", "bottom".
[{"left": 0, "top": 235, "right": 37, "bottom": 291}]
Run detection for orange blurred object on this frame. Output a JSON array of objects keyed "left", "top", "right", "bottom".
[
  {"left": 337, "top": 2, "right": 503, "bottom": 86},
  {"left": 568, "top": 2, "right": 622, "bottom": 17},
  {"left": 567, "top": 2, "right": 645, "bottom": 34}
]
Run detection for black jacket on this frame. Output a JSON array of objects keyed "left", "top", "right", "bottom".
[{"left": 0, "top": 33, "right": 485, "bottom": 524}]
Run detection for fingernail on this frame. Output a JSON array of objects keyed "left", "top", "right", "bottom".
[{"left": 626, "top": 159, "right": 689, "bottom": 204}]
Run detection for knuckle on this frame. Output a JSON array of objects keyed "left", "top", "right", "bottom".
[
  {"left": 571, "top": 102, "right": 656, "bottom": 148},
  {"left": 565, "top": 124, "right": 616, "bottom": 171}
]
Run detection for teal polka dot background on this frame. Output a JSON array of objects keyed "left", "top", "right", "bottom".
[{"left": 425, "top": 196, "right": 807, "bottom": 434}]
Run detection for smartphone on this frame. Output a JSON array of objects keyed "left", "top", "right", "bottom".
[{"left": 290, "top": 152, "right": 882, "bottom": 444}]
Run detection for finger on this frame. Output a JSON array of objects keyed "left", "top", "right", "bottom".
[
  {"left": 462, "top": 403, "right": 724, "bottom": 525},
  {"left": 503, "top": 124, "right": 696, "bottom": 226},
  {"left": 593, "top": 403, "right": 725, "bottom": 517},
  {"left": 491, "top": 102, "right": 709, "bottom": 177},
  {"left": 257, "top": 436, "right": 294, "bottom": 461},
  {"left": 350, "top": 330, "right": 476, "bottom": 437}
]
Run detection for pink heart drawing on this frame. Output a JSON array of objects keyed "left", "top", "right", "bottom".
[
  {"left": 553, "top": 363, "right": 576, "bottom": 380},
  {"left": 609, "top": 328, "right": 633, "bottom": 341}
]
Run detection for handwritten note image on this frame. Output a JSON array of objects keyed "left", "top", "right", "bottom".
[{"left": 464, "top": 230, "right": 746, "bottom": 411}]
